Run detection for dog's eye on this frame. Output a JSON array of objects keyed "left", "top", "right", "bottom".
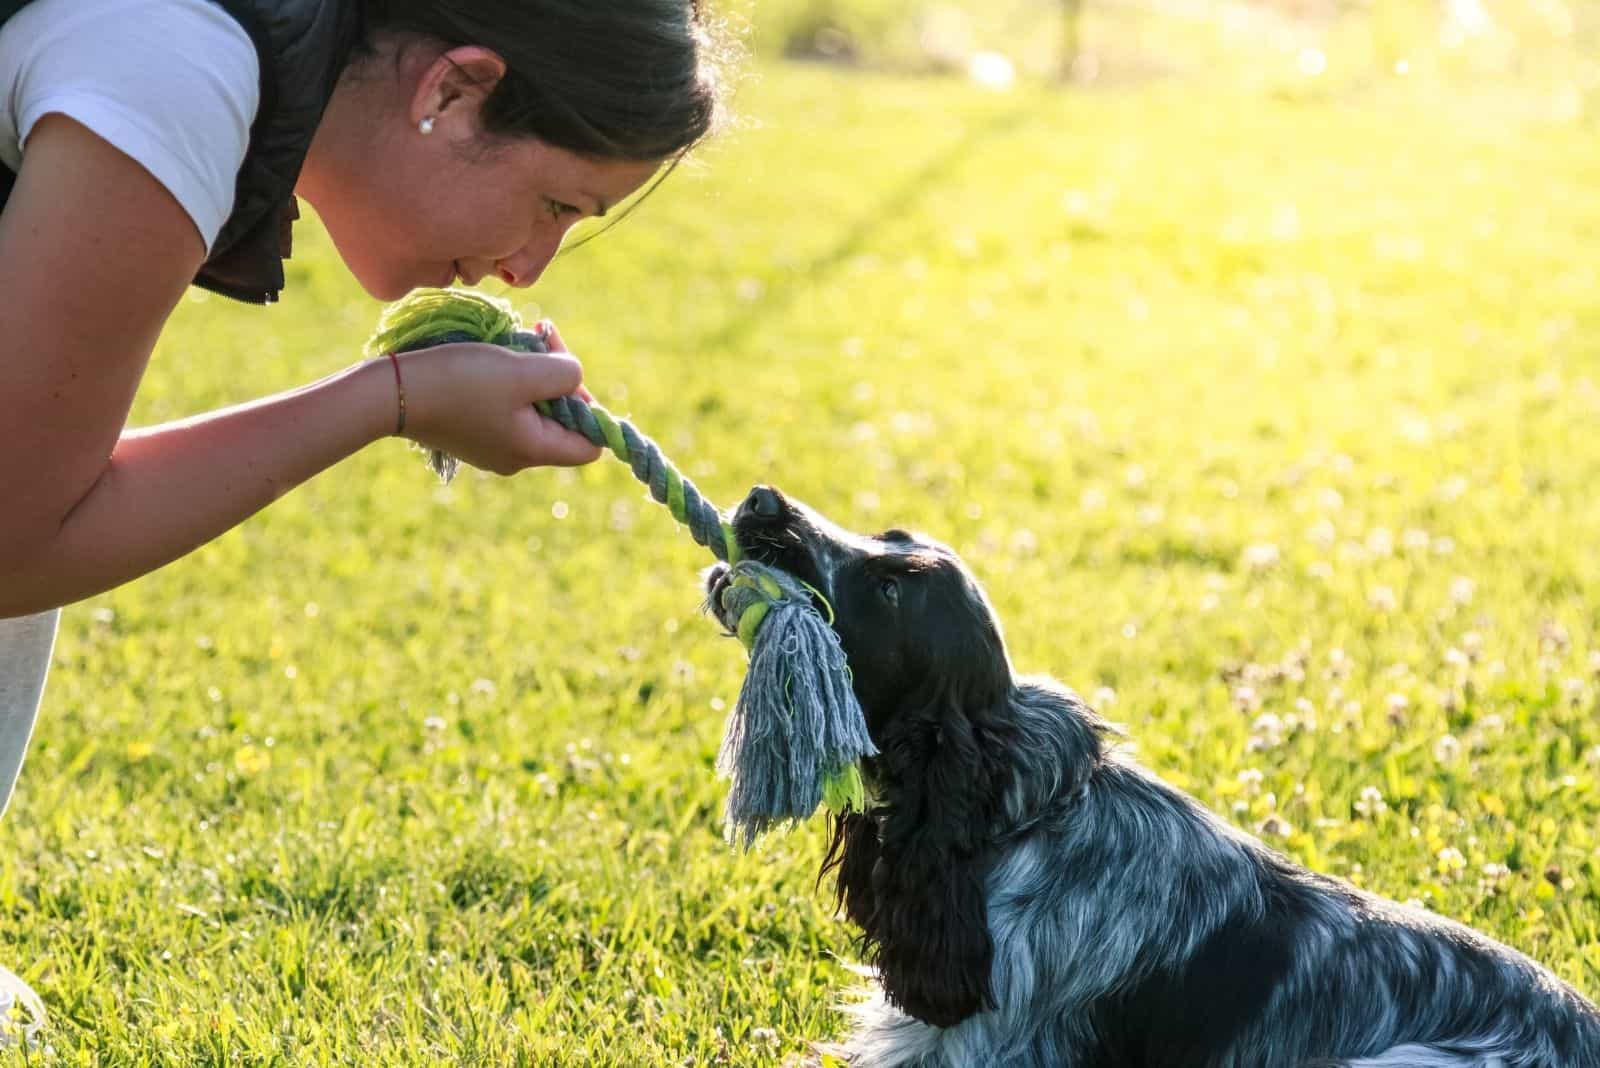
[{"left": 879, "top": 576, "right": 900, "bottom": 606}]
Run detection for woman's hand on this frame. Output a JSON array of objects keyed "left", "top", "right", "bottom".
[{"left": 392, "top": 337, "right": 603, "bottom": 475}]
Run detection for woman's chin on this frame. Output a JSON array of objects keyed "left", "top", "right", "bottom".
[{"left": 350, "top": 261, "right": 460, "bottom": 301}]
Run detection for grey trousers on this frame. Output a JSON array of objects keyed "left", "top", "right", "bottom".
[{"left": 0, "top": 610, "right": 58, "bottom": 819}]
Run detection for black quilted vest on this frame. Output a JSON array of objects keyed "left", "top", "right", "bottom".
[{"left": 0, "top": 0, "right": 364, "bottom": 303}]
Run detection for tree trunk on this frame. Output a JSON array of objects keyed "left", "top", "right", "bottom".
[{"left": 1061, "top": 0, "right": 1085, "bottom": 81}]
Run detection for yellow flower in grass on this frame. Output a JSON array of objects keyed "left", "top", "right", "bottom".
[
  {"left": 233, "top": 745, "right": 272, "bottom": 777},
  {"left": 1437, "top": 846, "right": 1467, "bottom": 880}
]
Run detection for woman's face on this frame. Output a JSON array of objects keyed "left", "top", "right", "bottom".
[{"left": 299, "top": 45, "right": 664, "bottom": 301}]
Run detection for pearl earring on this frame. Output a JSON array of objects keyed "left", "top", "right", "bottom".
[{"left": 418, "top": 116, "right": 435, "bottom": 135}]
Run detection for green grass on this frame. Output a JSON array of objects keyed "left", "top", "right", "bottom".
[{"left": 6, "top": 36, "right": 1600, "bottom": 1067}]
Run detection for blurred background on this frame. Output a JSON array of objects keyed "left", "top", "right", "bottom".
[{"left": 741, "top": 0, "right": 1596, "bottom": 100}]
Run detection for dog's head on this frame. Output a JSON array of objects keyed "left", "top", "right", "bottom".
[
  {"left": 706, "top": 486, "right": 1043, "bottom": 1027},
  {"left": 707, "top": 485, "right": 1013, "bottom": 737}
]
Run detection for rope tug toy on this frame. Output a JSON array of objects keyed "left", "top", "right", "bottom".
[{"left": 365, "top": 289, "right": 876, "bottom": 847}]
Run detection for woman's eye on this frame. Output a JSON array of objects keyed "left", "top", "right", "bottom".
[
  {"left": 545, "top": 198, "right": 580, "bottom": 221},
  {"left": 879, "top": 577, "right": 900, "bottom": 606}
]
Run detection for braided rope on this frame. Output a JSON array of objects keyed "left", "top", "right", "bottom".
[
  {"left": 366, "top": 289, "right": 875, "bottom": 841},
  {"left": 384, "top": 320, "right": 741, "bottom": 565}
]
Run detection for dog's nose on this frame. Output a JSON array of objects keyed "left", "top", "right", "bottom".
[{"left": 742, "top": 485, "right": 785, "bottom": 521}]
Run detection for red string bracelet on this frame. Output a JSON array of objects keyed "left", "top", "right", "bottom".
[{"left": 386, "top": 351, "right": 406, "bottom": 435}]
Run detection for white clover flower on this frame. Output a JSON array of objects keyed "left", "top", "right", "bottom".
[
  {"left": 1433, "top": 734, "right": 1462, "bottom": 762},
  {"left": 1237, "top": 768, "right": 1265, "bottom": 796},
  {"left": 1369, "top": 585, "right": 1398, "bottom": 612},
  {"left": 1354, "top": 786, "right": 1387, "bottom": 818},
  {"left": 1540, "top": 620, "right": 1571, "bottom": 653},
  {"left": 1477, "top": 863, "right": 1511, "bottom": 896},
  {"left": 1242, "top": 543, "right": 1281, "bottom": 571},
  {"left": 1449, "top": 577, "right": 1475, "bottom": 605},
  {"left": 1247, "top": 714, "right": 1285, "bottom": 752}
]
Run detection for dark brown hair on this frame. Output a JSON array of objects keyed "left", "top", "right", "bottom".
[{"left": 361, "top": 1, "right": 729, "bottom": 162}]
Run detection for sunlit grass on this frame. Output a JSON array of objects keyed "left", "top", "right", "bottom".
[{"left": 4, "top": 31, "right": 1599, "bottom": 1065}]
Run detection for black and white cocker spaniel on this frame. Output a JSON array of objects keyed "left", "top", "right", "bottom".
[{"left": 707, "top": 486, "right": 1600, "bottom": 1068}]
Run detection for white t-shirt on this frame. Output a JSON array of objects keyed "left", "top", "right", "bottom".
[
  {"left": 0, "top": 0, "right": 262, "bottom": 816},
  {"left": 0, "top": 0, "right": 261, "bottom": 251}
]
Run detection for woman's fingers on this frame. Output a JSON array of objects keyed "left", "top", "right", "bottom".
[
  {"left": 513, "top": 406, "right": 603, "bottom": 467},
  {"left": 394, "top": 340, "right": 605, "bottom": 474},
  {"left": 539, "top": 321, "right": 595, "bottom": 403},
  {"left": 519, "top": 350, "right": 584, "bottom": 402},
  {"left": 539, "top": 320, "right": 569, "bottom": 352}
]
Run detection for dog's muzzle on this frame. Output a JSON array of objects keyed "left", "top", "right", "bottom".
[{"left": 704, "top": 486, "right": 800, "bottom": 633}]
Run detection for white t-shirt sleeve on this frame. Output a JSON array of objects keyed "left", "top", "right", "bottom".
[{"left": 0, "top": 0, "right": 260, "bottom": 253}]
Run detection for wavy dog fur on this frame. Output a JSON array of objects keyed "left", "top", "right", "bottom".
[{"left": 708, "top": 487, "right": 1600, "bottom": 1068}]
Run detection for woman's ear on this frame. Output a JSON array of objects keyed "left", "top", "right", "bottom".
[{"left": 409, "top": 45, "right": 507, "bottom": 133}]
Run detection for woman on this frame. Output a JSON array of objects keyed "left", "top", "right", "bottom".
[{"left": 0, "top": 0, "right": 726, "bottom": 1038}]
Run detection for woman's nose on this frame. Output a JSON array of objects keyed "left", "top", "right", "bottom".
[
  {"left": 496, "top": 233, "right": 567, "bottom": 288},
  {"left": 495, "top": 253, "right": 550, "bottom": 289}
]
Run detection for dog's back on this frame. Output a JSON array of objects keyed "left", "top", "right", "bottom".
[{"left": 845, "top": 682, "right": 1600, "bottom": 1067}]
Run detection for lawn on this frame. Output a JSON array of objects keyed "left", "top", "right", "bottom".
[{"left": 4, "top": 10, "right": 1600, "bottom": 1065}]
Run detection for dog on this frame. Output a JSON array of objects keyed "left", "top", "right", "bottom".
[{"left": 706, "top": 486, "right": 1600, "bottom": 1068}]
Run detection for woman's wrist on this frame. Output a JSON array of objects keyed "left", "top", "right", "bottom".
[{"left": 349, "top": 356, "right": 410, "bottom": 444}]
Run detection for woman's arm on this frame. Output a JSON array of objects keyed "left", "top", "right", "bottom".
[{"left": 0, "top": 116, "right": 599, "bottom": 617}]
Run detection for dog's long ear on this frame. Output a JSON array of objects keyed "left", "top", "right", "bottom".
[
  {"left": 820, "top": 809, "right": 879, "bottom": 932},
  {"left": 865, "top": 678, "right": 1006, "bottom": 1028}
]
